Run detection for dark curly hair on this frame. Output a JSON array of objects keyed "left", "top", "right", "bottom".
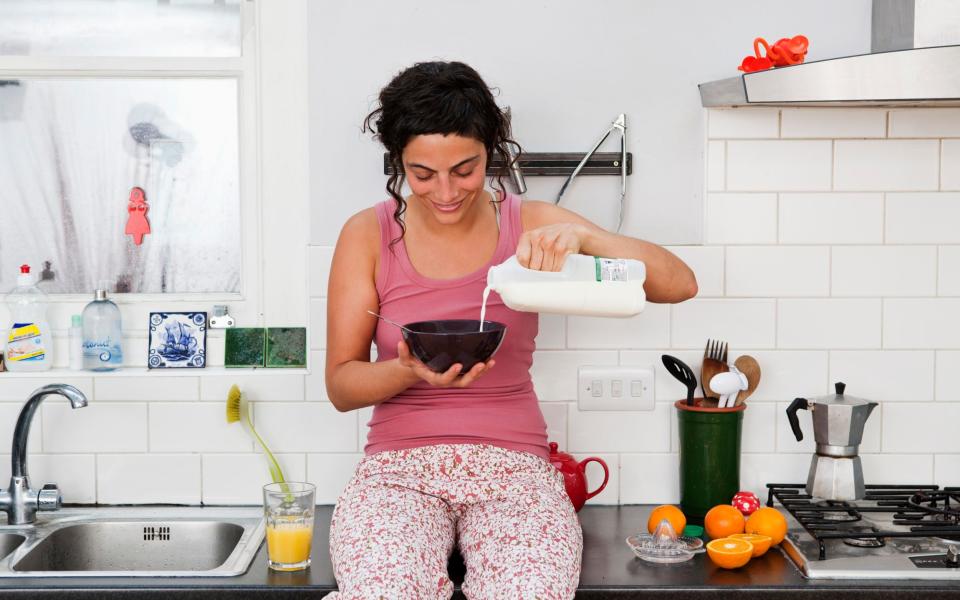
[{"left": 363, "top": 61, "right": 522, "bottom": 246}]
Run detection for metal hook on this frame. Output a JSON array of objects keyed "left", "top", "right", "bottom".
[{"left": 554, "top": 113, "right": 627, "bottom": 232}]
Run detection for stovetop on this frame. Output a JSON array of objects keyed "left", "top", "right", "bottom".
[{"left": 767, "top": 483, "right": 960, "bottom": 580}]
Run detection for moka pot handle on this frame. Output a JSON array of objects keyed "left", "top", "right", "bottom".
[{"left": 786, "top": 397, "right": 810, "bottom": 442}]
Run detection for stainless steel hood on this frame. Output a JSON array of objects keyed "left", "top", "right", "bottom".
[
  {"left": 699, "top": 0, "right": 960, "bottom": 107},
  {"left": 699, "top": 45, "right": 960, "bottom": 107}
]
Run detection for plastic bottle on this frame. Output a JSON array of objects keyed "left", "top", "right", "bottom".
[
  {"left": 486, "top": 254, "right": 646, "bottom": 317},
  {"left": 68, "top": 314, "right": 84, "bottom": 371},
  {"left": 82, "top": 286, "right": 123, "bottom": 371},
  {"left": 3, "top": 264, "right": 54, "bottom": 371}
]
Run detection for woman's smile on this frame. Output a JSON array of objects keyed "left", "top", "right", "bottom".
[{"left": 430, "top": 198, "right": 464, "bottom": 213}]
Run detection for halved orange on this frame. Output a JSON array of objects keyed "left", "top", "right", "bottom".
[
  {"left": 745, "top": 507, "right": 788, "bottom": 545},
  {"left": 647, "top": 504, "right": 687, "bottom": 535},
  {"left": 706, "top": 537, "right": 754, "bottom": 569},
  {"left": 729, "top": 533, "right": 772, "bottom": 557}
]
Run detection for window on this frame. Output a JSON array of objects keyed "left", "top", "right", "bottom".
[{"left": 0, "top": 0, "right": 255, "bottom": 298}]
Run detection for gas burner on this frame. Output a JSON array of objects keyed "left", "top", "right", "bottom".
[
  {"left": 799, "top": 500, "right": 861, "bottom": 524},
  {"left": 842, "top": 526, "right": 885, "bottom": 548},
  {"left": 908, "top": 490, "right": 960, "bottom": 524}
]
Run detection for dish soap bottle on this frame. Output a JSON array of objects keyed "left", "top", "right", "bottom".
[
  {"left": 486, "top": 254, "right": 646, "bottom": 317},
  {"left": 82, "top": 285, "right": 123, "bottom": 371},
  {"left": 3, "top": 264, "right": 53, "bottom": 371}
]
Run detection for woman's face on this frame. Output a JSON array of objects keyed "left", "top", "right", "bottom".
[{"left": 402, "top": 133, "right": 487, "bottom": 224}]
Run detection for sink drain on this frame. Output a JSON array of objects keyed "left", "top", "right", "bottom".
[{"left": 143, "top": 526, "right": 171, "bottom": 541}]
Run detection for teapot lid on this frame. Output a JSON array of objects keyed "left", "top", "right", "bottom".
[
  {"left": 812, "top": 382, "right": 877, "bottom": 407},
  {"left": 548, "top": 442, "right": 576, "bottom": 464}
]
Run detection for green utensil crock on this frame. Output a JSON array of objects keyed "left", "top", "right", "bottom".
[{"left": 675, "top": 399, "right": 746, "bottom": 524}]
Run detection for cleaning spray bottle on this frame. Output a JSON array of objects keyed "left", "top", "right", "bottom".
[{"left": 3, "top": 264, "right": 54, "bottom": 371}]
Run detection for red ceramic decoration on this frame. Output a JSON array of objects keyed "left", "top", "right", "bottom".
[
  {"left": 738, "top": 35, "right": 809, "bottom": 73},
  {"left": 732, "top": 490, "right": 761, "bottom": 516},
  {"left": 548, "top": 441, "right": 609, "bottom": 512}
]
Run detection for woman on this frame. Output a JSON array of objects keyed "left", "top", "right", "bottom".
[{"left": 325, "top": 61, "right": 697, "bottom": 600}]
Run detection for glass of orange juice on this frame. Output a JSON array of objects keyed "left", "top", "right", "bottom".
[{"left": 263, "top": 482, "right": 315, "bottom": 571}]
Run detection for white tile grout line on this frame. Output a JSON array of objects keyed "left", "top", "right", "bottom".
[
  {"left": 775, "top": 192, "right": 781, "bottom": 244},
  {"left": 833, "top": 139, "right": 841, "bottom": 191},
  {"left": 939, "top": 139, "right": 944, "bottom": 191},
  {"left": 723, "top": 140, "right": 728, "bottom": 193}
]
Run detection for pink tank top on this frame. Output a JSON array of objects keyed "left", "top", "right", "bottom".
[{"left": 365, "top": 193, "right": 548, "bottom": 460}]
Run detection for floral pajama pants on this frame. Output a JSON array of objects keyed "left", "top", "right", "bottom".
[{"left": 324, "top": 444, "right": 583, "bottom": 600}]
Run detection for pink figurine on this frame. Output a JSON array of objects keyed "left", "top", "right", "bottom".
[{"left": 125, "top": 186, "right": 151, "bottom": 245}]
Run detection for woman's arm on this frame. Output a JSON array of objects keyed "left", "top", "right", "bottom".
[
  {"left": 518, "top": 200, "right": 698, "bottom": 304},
  {"left": 324, "top": 209, "right": 495, "bottom": 412}
]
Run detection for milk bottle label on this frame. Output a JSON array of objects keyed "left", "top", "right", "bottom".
[
  {"left": 6, "top": 322, "right": 46, "bottom": 362},
  {"left": 597, "top": 258, "right": 629, "bottom": 282}
]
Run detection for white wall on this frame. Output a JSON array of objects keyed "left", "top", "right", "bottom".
[{"left": 307, "top": 0, "right": 872, "bottom": 245}]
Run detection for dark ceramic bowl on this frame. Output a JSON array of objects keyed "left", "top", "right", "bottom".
[{"left": 401, "top": 320, "right": 507, "bottom": 374}]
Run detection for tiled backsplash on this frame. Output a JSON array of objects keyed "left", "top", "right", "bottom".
[{"left": 3, "top": 107, "right": 959, "bottom": 507}]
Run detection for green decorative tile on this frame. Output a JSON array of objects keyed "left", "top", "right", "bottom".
[
  {"left": 265, "top": 327, "right": 307, "bottom": 368},
  {"left": 225, "top": 328, "right": 265, "bottom": 368}
]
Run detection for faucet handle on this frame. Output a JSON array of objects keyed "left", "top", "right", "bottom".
[{"left": 37, "top": 483, "right": 61, "bottom": 512}]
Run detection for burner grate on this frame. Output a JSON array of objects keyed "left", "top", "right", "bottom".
[{"left": 766, "top": 483, "right": 960, "bottom": 560}]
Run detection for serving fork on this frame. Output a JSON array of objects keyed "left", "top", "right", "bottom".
[{"left": 700, "top": 339, "right": 729, "bottom": 403}]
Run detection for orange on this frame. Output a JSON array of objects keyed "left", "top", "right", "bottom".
[
  {"left": 706, "top": 537, "right": 753, "bottom": 569},
  {"left": 745, "top": 507, "right": 788, "bottom": 545},
  {"left": 704, "top": 504, "right": 745, "bottom": 540},
  {"left": 646, "top": 504, "right": 687, "bottom": 535},
  {"left": 729, "top": 533, "right": 772, "bottom": 557}
]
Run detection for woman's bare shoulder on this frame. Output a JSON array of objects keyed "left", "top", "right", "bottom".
[
  {"left": 337, "top": 206, "right": 380, "bottom": 245},
  {"left": 332, "top": 206, "right": 383, "bottom": 274}
]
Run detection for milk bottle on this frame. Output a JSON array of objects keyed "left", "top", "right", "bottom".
[{"left": 485, "top": 254, "right": 646, "bottom": 318}]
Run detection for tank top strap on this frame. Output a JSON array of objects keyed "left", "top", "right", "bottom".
[
  {"left": 498, "top": 190, "right": 524, "bottom": 261},
  {"left": 374, "top": 199, "right": 403, "bottom": 294}
]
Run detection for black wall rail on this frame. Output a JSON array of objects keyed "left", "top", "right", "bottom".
[{"left": 383, "top": 152, "right": 632, "bottom": 177}]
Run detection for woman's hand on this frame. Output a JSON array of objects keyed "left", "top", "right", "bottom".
[
  {"left": 397, "top": 340, "right": 495, "bottom": 388},
  {"left": 516, "top": 222, "right": 589, "bottom": 271}
]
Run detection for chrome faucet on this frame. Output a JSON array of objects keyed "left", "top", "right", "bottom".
[{"left": 0, "top": 384, "right": 87, "bottom": 525}]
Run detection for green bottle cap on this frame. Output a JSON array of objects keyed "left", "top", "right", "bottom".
[
  {"left": 71, "top": 314, "right": 82, "bottom": 327},
  {"left": 682, "top": 524, "right": 704, "bottom": 538}
]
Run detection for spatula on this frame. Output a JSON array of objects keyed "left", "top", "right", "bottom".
[{"left": 661, "top": 355, "right": 697, "bottom": 406}]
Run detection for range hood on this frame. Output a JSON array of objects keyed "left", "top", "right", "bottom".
[{"left": 699, "top": 0, "right": 960, "bottom": 107}]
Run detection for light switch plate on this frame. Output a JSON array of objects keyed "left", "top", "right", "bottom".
[{"left": 578, "top": 365, "right": 655, "bottom": 411}]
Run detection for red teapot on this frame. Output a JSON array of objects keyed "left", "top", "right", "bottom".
[{"left": 548, "top": 442, "right": 609, "bottom": 512}]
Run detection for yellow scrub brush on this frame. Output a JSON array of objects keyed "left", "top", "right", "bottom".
[{"left": 226, "top": 384, "right": 286, "bottom": 484}]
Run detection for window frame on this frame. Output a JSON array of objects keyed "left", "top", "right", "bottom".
[{"left": 0, "top": 1, "right": 263, "bottom": 329}]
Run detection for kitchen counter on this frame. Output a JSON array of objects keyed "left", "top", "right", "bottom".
[{"left": 1, "top": 506, "right": 959, "bottom": 599}]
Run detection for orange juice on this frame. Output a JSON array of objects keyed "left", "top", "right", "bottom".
[{"left": 266, "top": 520, "right": 313, "bottom": 568}]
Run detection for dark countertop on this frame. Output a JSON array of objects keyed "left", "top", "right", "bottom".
[{"left": 2, "top": 506, "right": 960, "bottom": 599}]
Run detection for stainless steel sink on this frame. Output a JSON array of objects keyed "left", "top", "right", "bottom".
[
  {"left": 0, "top": 506, "right": 265, "bottom": 577},
  {"left": 0, "top": 534, "right": 25, "bottom": 560}
]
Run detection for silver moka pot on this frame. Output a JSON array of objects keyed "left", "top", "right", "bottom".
[{"left": 786, "top": 382, "right": 878, "bottom": 500}]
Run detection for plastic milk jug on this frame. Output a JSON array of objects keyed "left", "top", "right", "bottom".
[{"left": 486, "top": 255, "right": 646, "bottom": 317}]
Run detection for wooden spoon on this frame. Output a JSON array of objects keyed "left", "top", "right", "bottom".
[{"left": 733, "top": 355, "right": 761, "bottom": 405}]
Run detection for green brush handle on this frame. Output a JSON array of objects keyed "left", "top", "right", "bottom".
[{"left": 245, "top": 410, "right": 286, "bottom": 484}]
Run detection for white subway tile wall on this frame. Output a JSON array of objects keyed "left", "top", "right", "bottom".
[{"left": 2, "top": 107, "right": 960, "bottom": 507}]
